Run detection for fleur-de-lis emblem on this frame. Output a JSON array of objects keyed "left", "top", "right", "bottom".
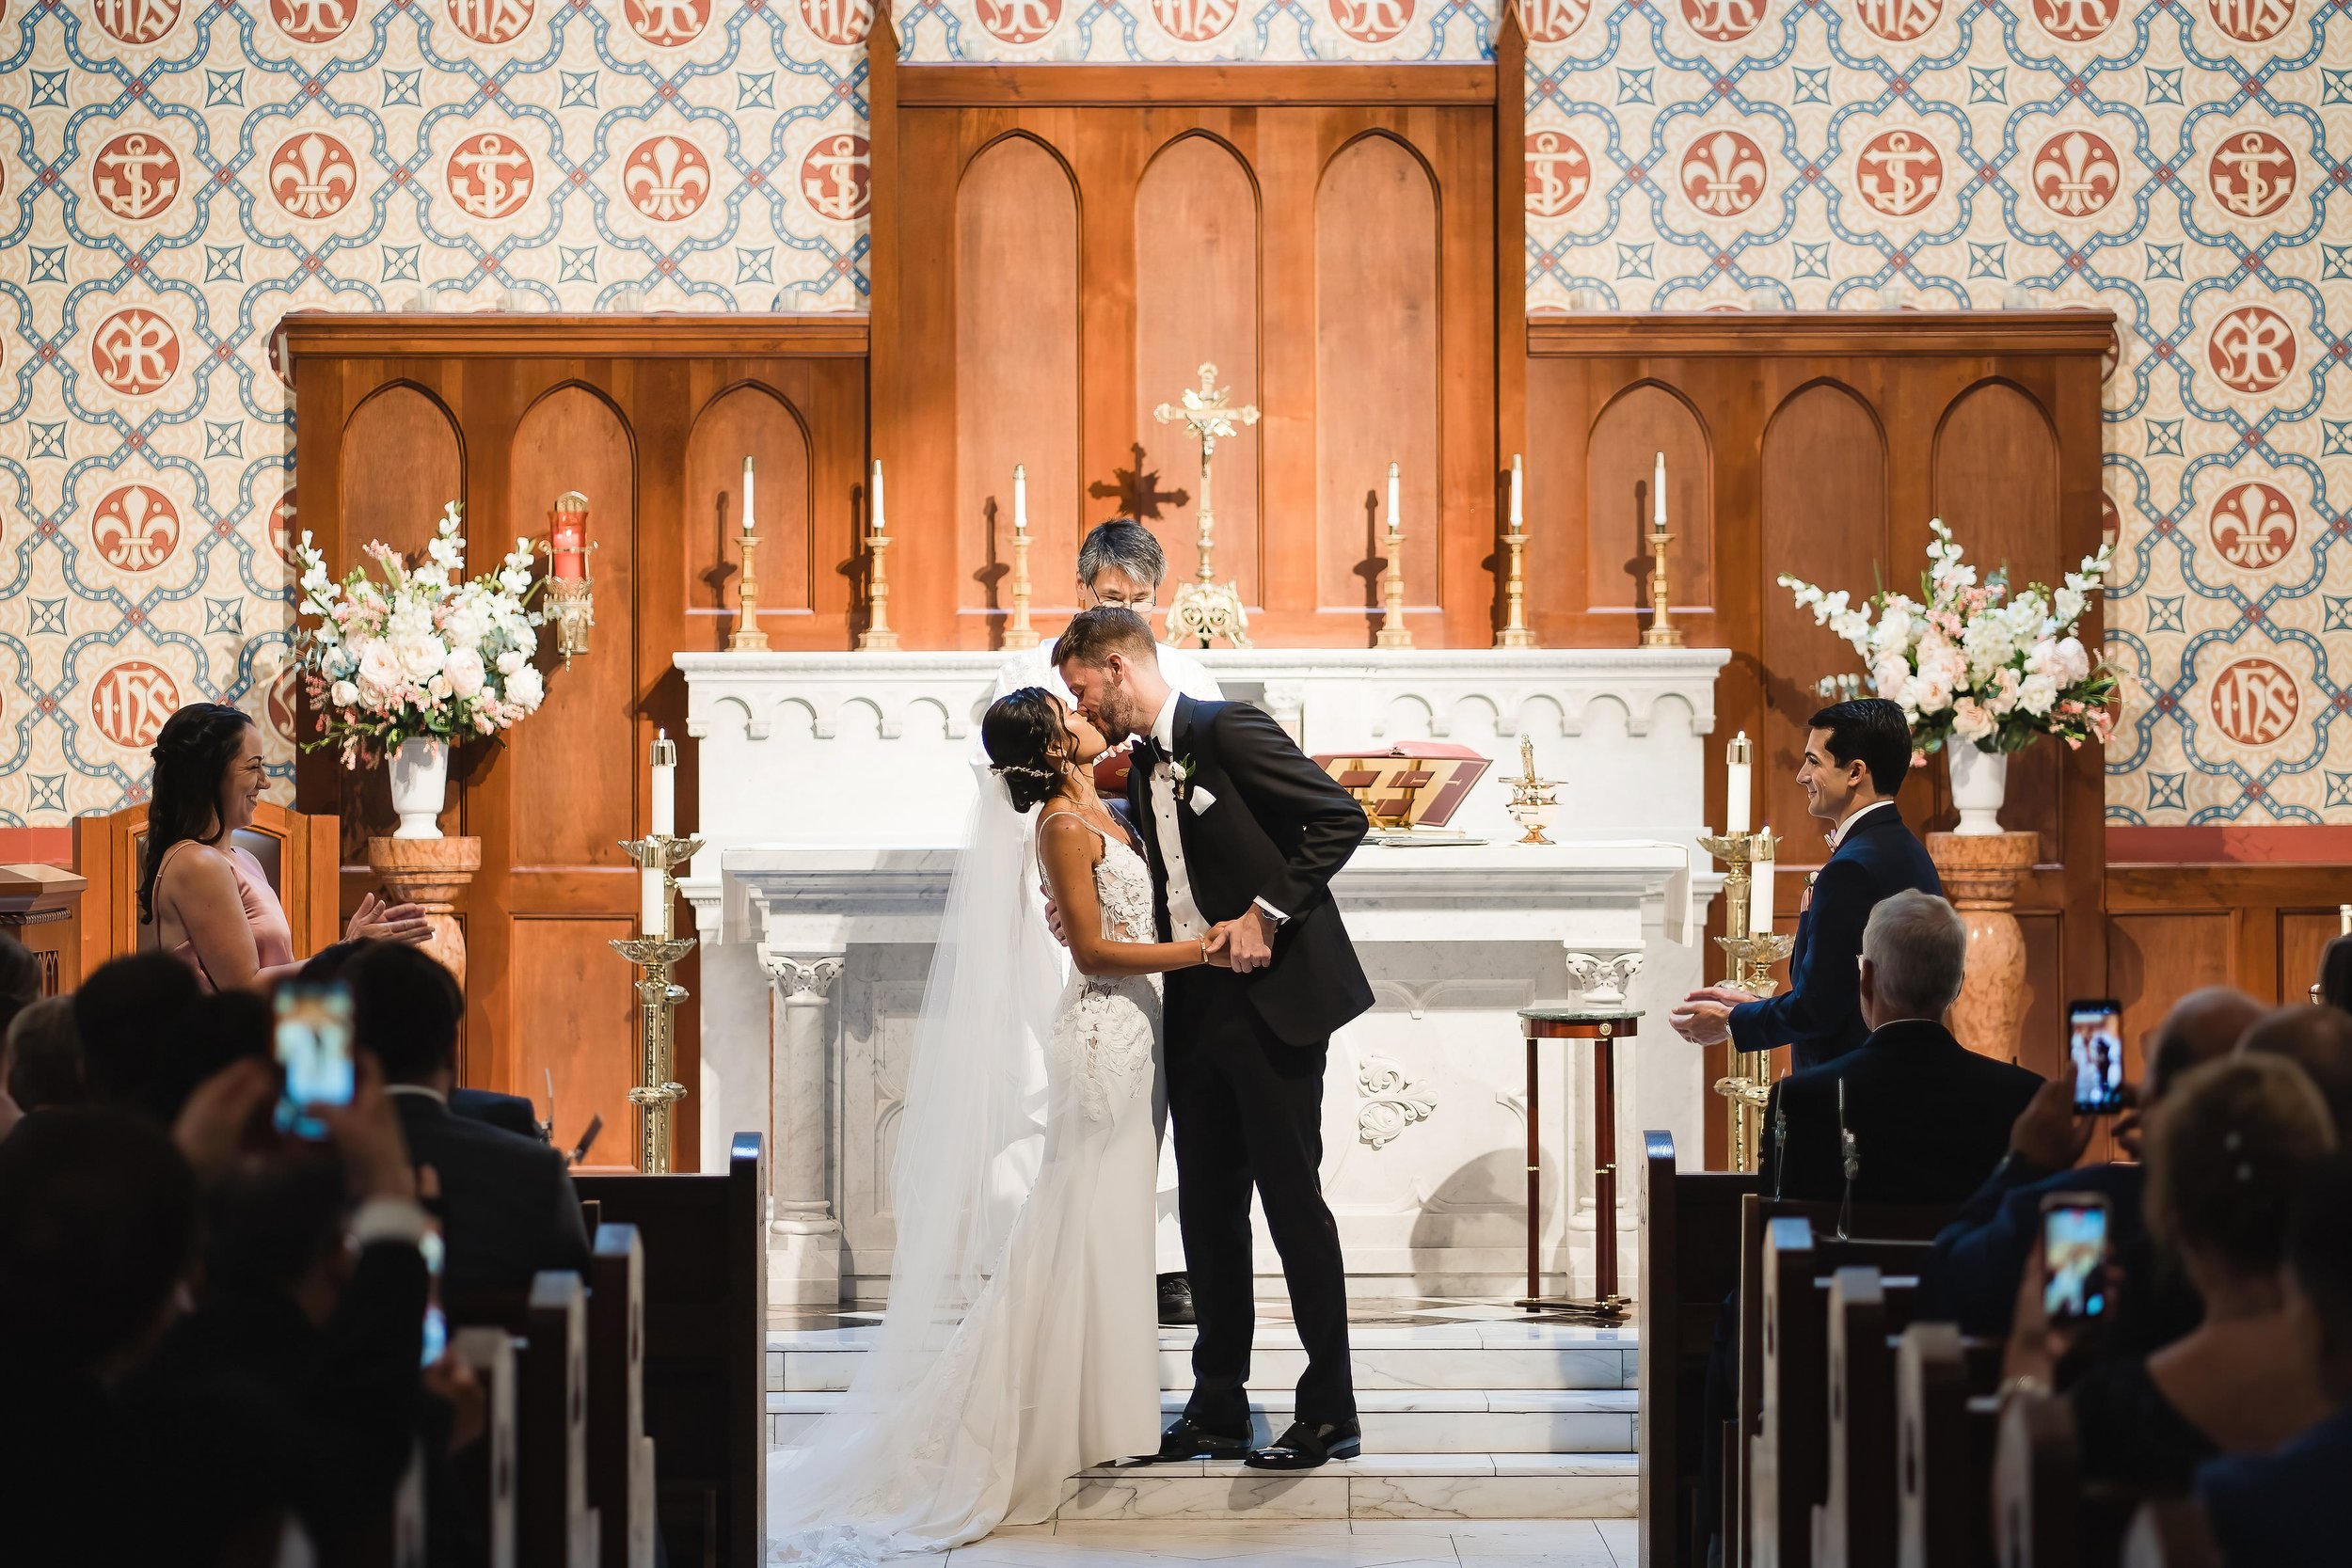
[
  {"left": 2207, "top": 482, "right": 2296, "bottom": 570},
  {"left": 1680, "top": 131, "right": 1768, "bottom": 216},
  {"left": 269, "top": 133, "right": 358, "bottom": 219},
  {"left": 91, "top": 484, "right": 183, "bottom": 572},
  {"left": 2031, "top": 130, "right": 2121, "bottom": 217},
  {"left": 622, "top": 135, "right": 710, "bottom": 222}
]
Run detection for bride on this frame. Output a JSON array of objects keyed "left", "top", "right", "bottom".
[{"left": 768, "top": 687, "right": 1232, "bottom": 1564}]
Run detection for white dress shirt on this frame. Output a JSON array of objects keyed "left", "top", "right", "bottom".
[
  {"left": 1825, "top": 797, "right": 1897, "bottom": 850},
  {"left": 1142, "top": 689, "right": 1287, "bottom": 938}
]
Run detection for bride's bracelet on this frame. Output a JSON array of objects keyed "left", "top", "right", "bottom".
[{"left": 1197, "top": 935, "right": 1210, "bottom": 967}]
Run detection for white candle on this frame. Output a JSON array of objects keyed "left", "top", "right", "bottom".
[
  {"left": 1387, "top": 462, "right": 1401, "bottom": 531},
  {"left": 1510, "top": 453, "right": 1523, "bottom": 530},
  {"left": 641, "top": 867, "right": 668, "bottom": 938},
  {"left": 1652, "top": 451, "right": 1667, "bottom": 530},
  {"left": 1013, "top": 463, "right": 1027, "bottom": 536},
  {"left": 741, "top": 456, "right": 755, "bottom": 531},
  {"left": 650, "top": 727, "right": 675, "bottom": 838},
  {"left": 1749, "top": 831, "right": 1775, "bottom": 933},
  {"left": 870, "top": 459, "right": 885, "bottom": 536},
  {"left": 2340, "top": 902, "right": 2350, "bottom": 937},
  {"left": 1725, "top": 731, "right": 1753, "bottom": 836}
]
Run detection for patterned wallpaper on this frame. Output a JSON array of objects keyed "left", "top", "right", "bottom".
[{"left": 0, "top": 0, "right": 2340, "bottom": 844}]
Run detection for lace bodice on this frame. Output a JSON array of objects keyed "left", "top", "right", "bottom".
[{"left": 1041, "top": 811, "right": 1161, "bottom": 1124}]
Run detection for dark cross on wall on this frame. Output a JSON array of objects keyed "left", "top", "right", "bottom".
[{"left": 1089, "top": 442, "right": 1190, "bottom": 520}]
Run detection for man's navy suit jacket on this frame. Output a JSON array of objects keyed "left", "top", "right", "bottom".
[{"left": 1729, "top": 802, "right": 1943, "bottom": 1071}]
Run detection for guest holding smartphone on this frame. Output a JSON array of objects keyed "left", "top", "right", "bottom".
[{"left": 142, "top": 703, "right": 429, "bottom": 992}]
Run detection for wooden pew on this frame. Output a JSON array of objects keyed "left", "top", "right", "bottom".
[
  {"left": 1638, "top": 1129, "right": 1759, "bottom": 1568},
  {"left": 1818, "top": 1267, "right": 1909, "bottom": 1568},
  {"left": 1993, "top": 1386, "right": 2149, "bottom": 1568},
  {"left": 1896, "top": 1322, "right": 2001, "bottom": 1568},
  {"left": 1751, "top": 1218, "right": 1931, "bottom": 1568},
  {"left": 587, "top": 1224, "right": 658, "bottom": 1568},
  {"left": 518, "top": 1271, "right": 598, "bottom": 1568},
  {"left": 574, "top": 1132, "right": 768, "bottom": 1568},
  {"left": 452, "top": 1324, "right": 521, "bottom": 1568},
  {"left": 2122, "top": 1498, "right": 2221, "bottom": 1568}
]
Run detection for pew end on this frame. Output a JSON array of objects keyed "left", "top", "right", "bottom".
[{"left": 452, "top": 1325, "right": 520, "bottom": 1568}]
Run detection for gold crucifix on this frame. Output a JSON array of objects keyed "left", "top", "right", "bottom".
[{"left": 1152, "top": 362, "right": 1259, "bottom": 648}]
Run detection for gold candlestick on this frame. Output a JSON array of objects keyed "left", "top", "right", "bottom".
[
  {"left": 1643, "top": 522, "right": 1682, "bottom": 647},
  {"left": 1698, "top": 828, "right": 1793, "bottom": 1171},
  {"left": 858, "top": 526, "right": 898, "bottom": 652},
  {"left": 612, "top": 827, "right": 703, "bottom": 1175},
  {"left": 729, "top": 521, "right": 769, "bottom": 652},
  {"left": 1376, "top": 464, "right": 1413, "bottom": 649},
  {"left": 1004, "top": 467, "right": 1039, "bottom": 650},
  {"left": 1498, "top": 521, "right": 1534, "bottom": 648}
]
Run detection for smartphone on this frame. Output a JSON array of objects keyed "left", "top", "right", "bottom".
[
  {"left": 273, "top": 979, "right": 356, "bottom": 1140},
  {"left": 2041, "top": 1194, "right": 2110, "bottom": 1324},
  {"left": 2066, "top": 999, "right": 2126, "bottom": 1115},
  {"left": 420, "top": 1224, "right": 448, "bottom": 1368}
]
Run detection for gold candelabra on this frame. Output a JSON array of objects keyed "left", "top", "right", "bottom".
[
  {"left": 859, "top": 528, "right": 899, "bottom": 652},
  {"left": 1376, "top": 462, "right": 1413, "bottom": 649},
  {"left": 729, "top": 516, "right": 769, "bottom": 652},
  {"left": 1155, "top": 363, "right": 1258, "bottom": 648},
  {"left": 1498, "top": 521, "right": 1533, "bottom": 649},
  {"left": 1643, "top": 520, "right": 1681, "bottom": 648},
  {"left": 612, "top": 824, "right": 702, "bottom": 1174},
  {"left": 1698, "top": 826, "right": 1792, "bottom": 1172},
  {"left": 1004, "top": 467, "right": 1040, "bottom": 650}
]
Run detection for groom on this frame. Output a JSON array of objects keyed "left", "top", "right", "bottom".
[{"left": 1056, "top": 606, "right": 1375, "bottom": 1472}]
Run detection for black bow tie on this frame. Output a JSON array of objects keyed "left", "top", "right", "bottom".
[{"left": 1131, "top": 736, "right": 1167, "bottom": 770}]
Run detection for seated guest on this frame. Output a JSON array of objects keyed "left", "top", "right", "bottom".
[
  {"left": 2238, "top": 1002, "right": 2352, "bottom": 1134},
  {"left": 2195, "top": 1155, "right": 2352, "bottom": 1566},
  {"left": 350, "top": 941, "right": 590, "bottom": 1294},
  {"left": 302, "top": 939, "right": 546, "bottom": 1142},
  {"left": 141, "top": 701, "right": 430, "bottom": 991},
  {"left": 146, "top": 990, "right": 273, "bottom": 1125},
  {"left": 5, "top": 994, "right": 85, "bottom": 1118},
  {"left": 2006, "top": 1054, "right": 2337, "bottom": 1491},
  {"left": 1758, "top": 889, "right": 2042, "bottom": 1203},
  {"left": 1673, "top": 698, "right": 1942, "bottom": 1070},
  {"left": 1922, "top": 986, "right": 2265, "bottom": 1342},
  {"left": 73, "top": 952, "right": 201, "bottom": 1115},
  {"left": 2316, "top": 935, "right": 2352, "bottom": 1012},
  {"left": 0, "top": 938, "right": 45, "bottom": 1140}
]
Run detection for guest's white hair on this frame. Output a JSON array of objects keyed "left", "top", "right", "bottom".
[{"left": 1862, "top": 889, "right": 1969, "bottom": 1019}]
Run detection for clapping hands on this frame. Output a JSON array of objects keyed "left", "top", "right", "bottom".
[{"left": 347, "top": 891, "right": 434, "bottom": 947}]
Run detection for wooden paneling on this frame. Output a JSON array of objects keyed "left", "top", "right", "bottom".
[
  {"left": 1314, "top": 133, "right": 1440, "bottom": 626},
  {"left": 2108, "top": 912, "right": 2236, "bottom": 1084},
  {"left": 1758, "top": 381, "right": 1887, "bottom": 848},
  {"left": 2281, "top": 914, "right": 2337, "bottom": 1006},
  {"left": 897, "top": 62, "right": 1499, "bottom": 106},
  {"left": 1586, "top": 383, "right": 1711, "bottom": 620},
  {"left": 2105, "top": 860, "right": 2352, "bottom": 1016},
  {"left": 684, "top": 385, "right": 815, "bottom": 631},
  {"left": 1134, "top": 133, "right": 1261, "bottom": 603},
  {"left": 510, "top": 913, "right": 641, "bottom": 1159},
  {"left": 955, "top": 135, "right": 1081, "bottom": 632}
]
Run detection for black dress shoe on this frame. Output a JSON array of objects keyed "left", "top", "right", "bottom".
[
  {"left": 1145, "top": 1416, "right": 1251, "bottom": 1463},
  {"left": 1245, "top": 1418, "right": 1361, "bottom": 1470},
  {"left": 1157, "top": 1272, "right": 1196, "bottom": 1326}
]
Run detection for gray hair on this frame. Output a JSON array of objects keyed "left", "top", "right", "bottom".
[
  {"left": 1861, "top": 889, "right": 1968, "bottom": 1019},
  {"left": 1076, "top": 519, "right": 1167, "bottom": 592}
]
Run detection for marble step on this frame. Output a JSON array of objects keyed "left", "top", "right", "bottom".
[
  {"left": 1056, "top": 1452, "right": 1639, "bottom": 1521},
  {"left": 768, "top": 1387, "right": 1638, "bottom": 1455}
]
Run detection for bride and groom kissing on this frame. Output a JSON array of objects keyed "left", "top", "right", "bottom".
[{"left": 769, "top": 605, "right": 1374, "bottom": 1562}]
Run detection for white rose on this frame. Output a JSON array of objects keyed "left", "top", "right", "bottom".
[
  {"left": 1951, "top": 700, "right": 1996, "bottom": 743},
  {"left": 397, "top": 636, "right": 445, "bottom": 682},
  {"left": 445, "top": 647, "right": 486, "bottom": 699},
  {"left": 1873, "top": 658, "right": 1911, "bottom": 702},
  {"left": 2056, "top": 635, "right": 2090, "bottom": 684},
  {"left": 2017, "top": 673, "right": 2058, "bottom": 717},
  {"left": 504, "top": 664, "right": 545, "bottom": 710},
  {"left": 496, "top": 649, "right": 526, "bottom": 675},
  {"left": 440, "top": 603, "right": 486, "bottom": 651},
  {"left": 329, "top": 679, "right": 359, "bottom": 709},
  {"left": 358, "top": 642, "right": 405, "bottom": 697}
]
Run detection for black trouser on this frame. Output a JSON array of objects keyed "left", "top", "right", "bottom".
[{"left": 1164, "top": 967, "right": 1357, "bottom": 1433}]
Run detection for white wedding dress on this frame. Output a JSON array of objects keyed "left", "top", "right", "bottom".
[{"left": 767, "top": 812, "right": 1163, "bottom": 1564}]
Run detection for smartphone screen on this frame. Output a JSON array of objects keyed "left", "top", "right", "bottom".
[
  {"left": 2042, "top": 1199, "right": 2110, "bottom": 1323},
  {"left": 273, "top": 980, "right": 355, "bottom": 1140},
  {"left": 2066, "top": 999, "right": 2125, "bottom": 1115},
  {"left": 420, "top": 1225, "right": 448, "bottom": 1368}
]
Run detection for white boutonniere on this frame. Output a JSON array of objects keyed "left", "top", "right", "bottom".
[{"left": 1169, "top": 753, "right": 1216, "bottom": 814}]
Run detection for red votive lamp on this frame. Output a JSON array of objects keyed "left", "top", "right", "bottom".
[{"left": 550, "top": 493, "right": 589, "bottom": 581}]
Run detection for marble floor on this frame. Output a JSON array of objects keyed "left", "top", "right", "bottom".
[{"left": 867, "top": 1517, "right": 1638, "bottom": 1567}]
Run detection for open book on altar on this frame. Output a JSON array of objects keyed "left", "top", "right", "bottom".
[{"left": 1311, "top": 743, "right": 1493, "bottom": 832}]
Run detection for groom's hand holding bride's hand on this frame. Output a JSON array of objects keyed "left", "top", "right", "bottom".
[
  {"left": 1201, "top": 923, "right": 1235, "bottom": 969},
  {"left": 1222, "top": 907, "right": 1275, "bottom": 974},
  {"left": 1041, "top": 880, "right": 1068, "bottom": 947}
]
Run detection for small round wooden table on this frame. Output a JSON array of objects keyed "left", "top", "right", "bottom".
[{"left": 1515, "top": 1006, "right": 1640, "bottom": 1323}]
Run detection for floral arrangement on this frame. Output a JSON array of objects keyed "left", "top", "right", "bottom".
[
  {"left": 1780, "top": 518, "right": 2120, "bottom": 760},
  {"left": 293, "top": 501, "right": 548, "bottom": 767}
]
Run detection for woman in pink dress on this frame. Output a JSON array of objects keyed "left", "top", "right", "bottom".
[{"left": 142, "top": 703, "right": 430, "bottom": 991}]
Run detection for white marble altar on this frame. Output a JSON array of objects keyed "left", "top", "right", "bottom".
[{"left": 678, "top": 648, "right": 1729, "bottom": 1305}]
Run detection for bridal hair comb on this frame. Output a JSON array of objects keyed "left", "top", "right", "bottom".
[{"left": 989, "top": 762, "right": 1057, "bottom": 782}]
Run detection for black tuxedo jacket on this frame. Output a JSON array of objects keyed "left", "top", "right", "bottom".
[
  {"left": 1729, "top": 803, "right": 1943, "bottom": 1070},
  {"left": 1758, "top": 1018, "right": 2042, "bottom": 1206},
  {"left": 391, "top": 1090, "right": 591, "bottom": 1296},
  {"left": 1127, "top": 695, "right": 1375, "bottom": 1047}
]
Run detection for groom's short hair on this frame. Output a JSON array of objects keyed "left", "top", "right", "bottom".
[{"left": 1054, "top": 607, "right": 1158, "bottom": 670}]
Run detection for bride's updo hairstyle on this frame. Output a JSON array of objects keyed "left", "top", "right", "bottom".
[{"left": 981, "top": 687, "right": 1069, "bottom": 814}]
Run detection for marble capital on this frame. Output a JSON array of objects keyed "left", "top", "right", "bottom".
[{"left": 761, "top": 950, "right": 845, "bottom": 1002}]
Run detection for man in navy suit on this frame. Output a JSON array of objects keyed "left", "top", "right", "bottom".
[{"left": 1670, "top": 698, "right": 1942, "bottom": 1071}]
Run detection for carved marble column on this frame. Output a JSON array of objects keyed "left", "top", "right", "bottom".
[
  {"left": 364, "top": 836, "right": 481, "bottom": 988},
  {"left": 1927, "top": 831, "right": 2041, "bottom": 1063},
  {"left": 762, "top": 950, "right": 845, "bottom": 1306}
]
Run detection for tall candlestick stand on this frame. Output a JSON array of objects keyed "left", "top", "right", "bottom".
[
  {"left": 612, "top": 829, "right": 703, "bottom": 1174},
  {"left": 1497, "top": 519, "right": 1534, "bottom": 648},
  {"left": 1643, "top": 524, "right": 1682, "bottom": 647},
  {"left": 1004, "top": 526, "right": 1039, "bottom": 650},
  {"left": 1698, "top": 829, "right": 1793, "bottom": 1171},
  {"left": 858, "top": 527, "right": 899, "bottom": 652},
  {"left": 729, "top": 519, "right": 770, "bottom": 652},
  {"left": 1376, "top": 505, "right": 1413, "bottom": 649},
  {"left": 1155, "top": 363, "right": 1258, "bottom": 648}
]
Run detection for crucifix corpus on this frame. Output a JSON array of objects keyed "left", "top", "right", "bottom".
[{"left": 1152, "top": 362, "right": 1259, "bottom": 648}]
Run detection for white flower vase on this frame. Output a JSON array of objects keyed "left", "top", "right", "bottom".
[
  {"left": 1947, "top": 743, "right": 2009, "bottom": 836},
  {"left": 389, "top": 736, "right": 449, "bottom": 840}
]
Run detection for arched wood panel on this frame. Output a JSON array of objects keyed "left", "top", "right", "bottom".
[
  {"left": 955, "top": 135, "right": 1080, "bottom": 630},
  {"left": 336, "top": 384, "right": 463, "bottom": 852},
  {"left": 1586, "top": 382, "right": 1712, "bottom": 618},
  {"left": 1931, "top": 379, "right": 2066, "bottom": 849},
  {"left": 1759, "top": 381, "right": 1887, "bottom": 845},
  {"left": 1135, "top": 134, "right": 1261, "bottom": 603},
  {"left": 1315, "top": 133, "right": 1439, "bottom": 625},
  {"left": 683, "top": 384, "right": 814, "bottom": 640}
]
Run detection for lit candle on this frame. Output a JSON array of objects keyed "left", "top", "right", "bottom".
[
  {"left": 1725, "top": 731, "right": 1753, "bottom": 836},
  {"left": 1510, "top": 453, "right": 1523, "bottom": 531},
  {"left": 1652, "top": 451, "right": 1667, "bottom": 531},
  {"left": 550, "top": 495, "right": 588, "bottom": 582},
  {"left": 1387, "top": 462, "right": 1401, "bottom": 531},
  {"left": 2340, "top": 903, "right": 2350, "bottom": 937},
  {"left": 741, "top": 456, "right": 755, "bottom": 532},
  {"left": 1749, "top": 830, "right": 1775, "bottom": 933},
  {"left": 870, "top": 459, "right": 885, "bottom": 536},
  {"left": 1013, "top": 463, "right": 1027, "bottom": 536},
  {"left": 641, "top": 866, "right": 668, "bottom": 939},
  {"left": 650, "top": 728, "right": 676, "bottom": 838}
]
